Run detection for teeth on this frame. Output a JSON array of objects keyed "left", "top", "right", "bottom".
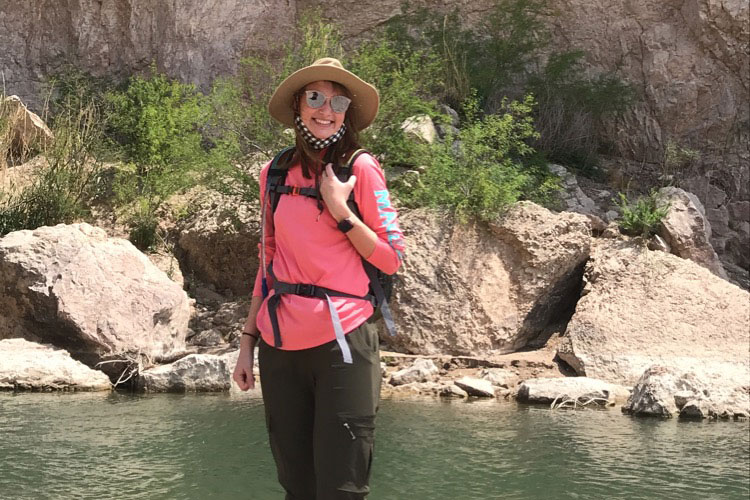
[{"left": 314, "top": 119, "right": 332, "bottom": 125}]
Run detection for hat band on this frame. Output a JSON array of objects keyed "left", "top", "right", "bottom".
[{"left": 294, "top": 115, "right": 346, "bottom": 150}]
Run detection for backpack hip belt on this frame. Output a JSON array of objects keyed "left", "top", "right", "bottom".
[{"left": 266, "top": 264, "right": 376, "bottom": 364}]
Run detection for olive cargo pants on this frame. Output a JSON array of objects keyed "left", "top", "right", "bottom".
[{"left": 258, "top": 322, "right": 381, "bottom": 499}]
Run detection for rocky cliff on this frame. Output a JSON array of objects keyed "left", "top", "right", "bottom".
[{"left": 1, "top": 0, "right": 747, "bottom": 268}]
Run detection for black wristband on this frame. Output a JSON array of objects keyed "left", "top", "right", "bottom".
[{"left": 242, "top": 332, "right": 259, "bottom": 340}]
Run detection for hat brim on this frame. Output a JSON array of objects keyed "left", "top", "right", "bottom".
[{"left": 268, "top": 64, "right": 379, "bottom": 132}]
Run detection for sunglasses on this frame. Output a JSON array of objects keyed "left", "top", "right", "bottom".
[{"left": 304, "top": 90, "right": 352, "bottom": 114}]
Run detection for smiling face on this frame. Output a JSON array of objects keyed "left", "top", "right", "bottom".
[{"left": 298, "top": 80, "right": 348, "bottom": 140}]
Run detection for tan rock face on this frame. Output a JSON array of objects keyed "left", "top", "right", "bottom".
[
  {"left": 0, "top": 223, "right": 191, "bottom": 378},
  {"left": 0, "top": 0, "right": 295, "bottom": 104},
  {"left": 557, "top": 239, "right": 750, "bottom": 386},
  {"left": 388, "top": 203, "right": 590, "bottom": 355}
]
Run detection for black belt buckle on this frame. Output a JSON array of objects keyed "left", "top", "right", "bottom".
[{"left": 295, "top": 283, "right": 316, "bottom": 297}]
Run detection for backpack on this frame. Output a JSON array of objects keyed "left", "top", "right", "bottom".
[{"left": 262, "top": 146, "right": 397, "bottom": 340}]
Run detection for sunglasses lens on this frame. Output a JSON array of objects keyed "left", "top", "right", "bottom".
[
  {"left": 306, "top": 91, "right": 325, "bottom": 108},
  {"left": 331, "top": 96, "right": 351, "bottom": 113}
]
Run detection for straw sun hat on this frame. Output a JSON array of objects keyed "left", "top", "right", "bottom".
[{"left": 268, "top": 57, "right": 380, "bottom": 131}]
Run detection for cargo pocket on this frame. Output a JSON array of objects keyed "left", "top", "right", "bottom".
[{"left": 334, "top": 414, "right": 376, "bottom": 495}]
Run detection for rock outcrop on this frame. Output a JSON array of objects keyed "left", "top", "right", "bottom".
[
  {"left": 389, "top": 202, "right": 590, "bottom": 355},
  {"left": 656, "top": 186, "right": 727, "bottom": 279},
  {"left": 543, "top": 0, "right": 749, "bottom": 271},
  {"left": 401, "top": 115, "right": 437, "bottom": 144},
  {"left": 175, "top": 187, "right": 261, "bottom": 296},
  {"left": 557, "top": 239, "right": 750, "bottom": 387},
  {"left": 0, "top": 338, "right": 111, "bottom": 391},
  {"left": 0, "top": 223, "right": 191, "bottom": 378},
  {"left": 548, "top": 164, "right": 600, "bottom": 217}
]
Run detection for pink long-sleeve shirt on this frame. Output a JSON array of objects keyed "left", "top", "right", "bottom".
[{"left": 252, "top": 151, "right": 404, "bottom": 350}]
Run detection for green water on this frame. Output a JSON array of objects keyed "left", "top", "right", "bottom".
[{"left": 1, "top": 392, "right": 748, "bottom": 500}]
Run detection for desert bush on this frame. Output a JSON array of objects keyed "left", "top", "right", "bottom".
[
  {"left": 661, "top": 140, "right": 700, "bottom": 183},
  {"left": 103, "top": 66, "right": 219, "bottom": 246},
  {"left": 615, "top": 190, "right": 669, "bottom": 237}
]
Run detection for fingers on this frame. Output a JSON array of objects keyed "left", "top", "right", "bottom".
[
  {"left": 347, "top": 174, "right": 357, "bottom": 188},
  {"left": 325, "top": 163, "right": 334, "bottom": 177}
]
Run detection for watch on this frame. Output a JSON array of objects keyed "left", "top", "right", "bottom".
[{"left": 337, "top": 217, "right": 355, "bottom": 233}]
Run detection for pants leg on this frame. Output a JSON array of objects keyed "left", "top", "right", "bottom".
[
  {"left": 258, "top": 322, "right": 381, "bottom": 500},
  {"left": 313, "top": 322, "right": 382, "bottom": 499},
  {"left": 258, "top": 339, "right": 317, "bottom": 499}
]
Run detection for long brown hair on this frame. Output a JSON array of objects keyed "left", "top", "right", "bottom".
[{"left": 279, "top": 81, "right": 361, "bottom": 177}]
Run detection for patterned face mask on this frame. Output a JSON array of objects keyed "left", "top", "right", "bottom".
[{"left": 294, "top": 115, "right": 347, "bottom": 150}]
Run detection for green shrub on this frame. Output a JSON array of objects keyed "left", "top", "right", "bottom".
[
  {"left": 662, "top": 140, "right": 700, "bottom": 183},
  {"left": 397, "top": 94, "right": 556, "bottom": 221},
  {"left": 127, "top": 199, "right": 159, "bottom": 250},
  {"left": 0, "top": 96, "right": 12, "bottom": 167},
  {"left": 106, "top": 66, "right": 206, "bottom": 186},
  {"left": 615, "top": 190, "right": 669, "bottom": 237},
  {"left": 103, "top": 66, "right": 226, "bottom": 245}
]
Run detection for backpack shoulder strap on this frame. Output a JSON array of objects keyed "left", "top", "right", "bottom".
[
  {"left": 336, "top": 148, "right": 369, "bottom": 181},
  {"left": 267, "top": 146, "right": 295, "bottom": 213},
  {"left": 339, "top": 149, "right": 371, "bottom": 216}
]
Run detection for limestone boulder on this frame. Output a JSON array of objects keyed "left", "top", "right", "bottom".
[
  {"left": 401, "top": 115, "right": 437, "bottom": 144},
  {"left": 388, "top": 202, "right": 590, "bottom": 355},
  {"left": 175, "top": 187, "right": 261, "bottom": 296},
  {"left": 656, "top": 186, "right": 727, "bottom": 279},
  {"left": 0, "top": 223, "right": 190, "bottom": 378},
  {"left": 479, "top": 368, "right": 517, "bottom": 388},
  {"left": 557, "top": 239, "right": 750, "bottom": 388},
  {"left": 0, "top": 338, "right": 111, "bottom": 391},
  {"left": 1, "top": 96, "right": 53, "bottom": 161},
  {"left": 517, "top": 377, "right": 629, "bottom": 406},
  {"left": 389, "top": 358, "right": 439, "bottom": 386},
  {"left": 454, "top": 377, "right": 495, "bottom": 398},
  {"left": 136, "top": 350, "right": 238, "bottom": 392},
  {"left": 439, "top": 384, "right": 468, "bottom": 398},
  {"left": 622, "top": 365, "right": 749, "bottom": 418}
]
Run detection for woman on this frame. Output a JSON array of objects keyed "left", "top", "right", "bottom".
[{"left": 232, "top": 57, "right": 404, "bottom": 499}]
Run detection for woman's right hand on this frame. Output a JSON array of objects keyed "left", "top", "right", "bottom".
[
  {"left": 233, "top": 346, "right": 256, "bottom": 391},
  {"left": 234, "top": 296, "right": 264, "bottom": 391}
]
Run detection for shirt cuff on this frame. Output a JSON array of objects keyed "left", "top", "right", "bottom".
[{"left": 365, "top": 238, "right": 400, "bottom": 275}]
